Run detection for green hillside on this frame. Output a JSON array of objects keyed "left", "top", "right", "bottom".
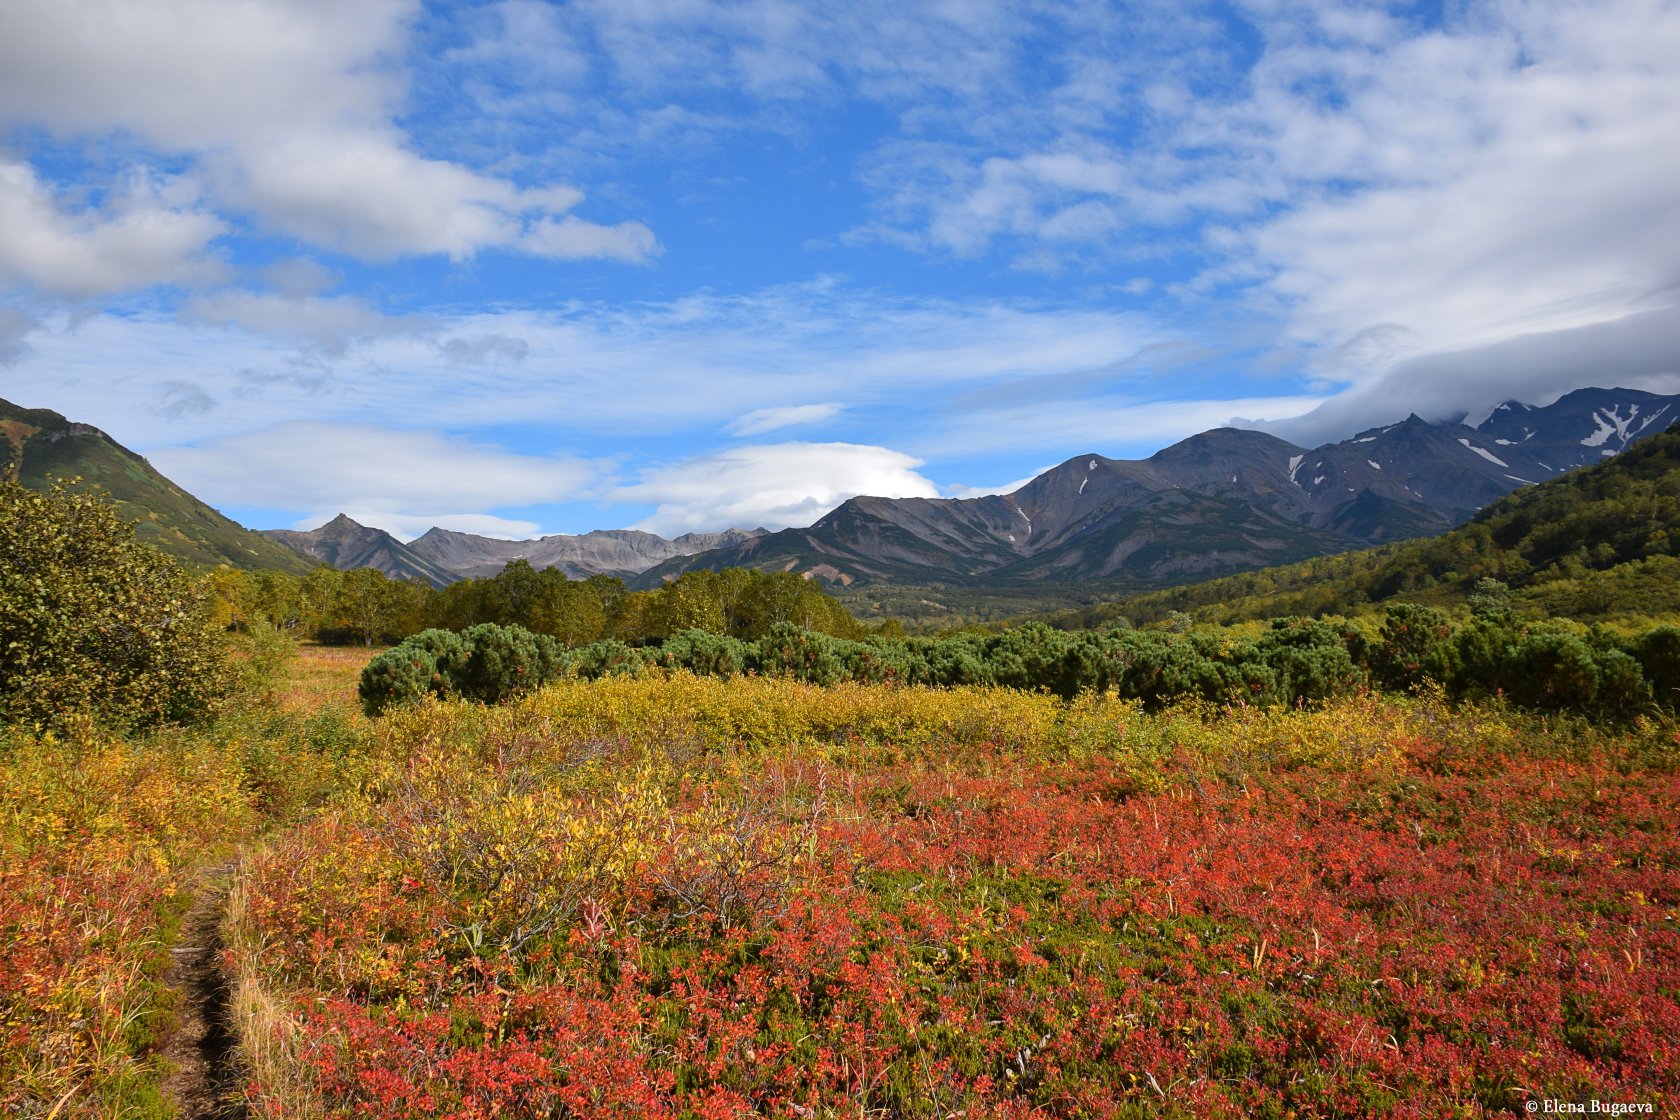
[
  {"left": 1050, "top": 423, "right": 1680, "bottom": 630},
  {"left": 0, "top": 398, "right": 314, "bottom": 576}
]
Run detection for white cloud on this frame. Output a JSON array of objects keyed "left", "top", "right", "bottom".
[
  {"left": 1251, "top": 308, "right": 1680, "bottom": 447},
  {"left": 834, "top": 0, "right": 1680, "bottom": 414},
  {"left": 180, "top": 290, "right": 421, "bottom": 353},
  {"left": 0, "top": 307, "right": 37, "bottom": 364},
  {"left": 0, "top": 0, "right": 652, "bottom": 267},
  {"left": 728, "top": 402, "right": 841, "bottom": 437},
  {"left": 1230, "top": 3, "right": 1680, "bottom": 357},
  {"left": 618, "top": 442, "right": 940, "bottom": 535},
  {"left": 916, "top": 393, "right": 1332, "bottom": 458},
  {"left": 0, "top": 159, "right": 225, "bottom": 297},
  {"left": 260, "top": 258, "right": 339, "bottom": 299},
  {"left": 439, "top": 334, "right": 530, "bottom": 366},
  {"left": 150, "top": 422, "right": 595, "bottom": 532},
  {"left": 0, "top": 0, "right": 410, "bottom": 145},
  {"left": 942, "top": 474, "right": 1042, "bottom": 500},
  {"left": 523, "top": 215, "right": 660, "bottom": 264},
  {"left": 2, "top": 288, "right": 1166, "bottom": 454}
]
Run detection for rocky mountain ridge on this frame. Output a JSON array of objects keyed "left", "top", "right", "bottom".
[
  {"left": 406, "top": 525, "right": 767, "bottom": 580},
  {"left": 11, "top": 385, "right": 1673, "bottom": 595},
  {"left": 634, "top": 386, "right": 1680, "bottom": 590},
  {"left": 260, "top": 518, "right": 769, "bottom": 588}
]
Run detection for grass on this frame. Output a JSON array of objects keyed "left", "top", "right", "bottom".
[{"left": 276, "top": 643, "right": 381, "bottom": 714}]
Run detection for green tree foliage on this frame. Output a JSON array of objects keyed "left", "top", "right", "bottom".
[
  {"left": 1635, "top": 625, "right": 1680, "bottom": 708},
  {"left": 357, "top": 646, "right": 444, "bottom": 715},
  {"left": 359, "top": 623, "right": 563, "bottom": 715},
  {"left": 1255, "top": 618, "right": 1365, "bottom": 703},
  {"left": 209, "top": 554, "right": 871, "bottom": 652},
  {"left": 455, "top": 623, "right": 562, "bottom": 704},
  {"left": 1372, "top": 604, "right": 1460, "bottom": 691},
  {"left": 0, "top": 479, "right": 232, "bottom": 730},
  {"left": 358, "top": 605, "right": 1680, "bottom": 722}
]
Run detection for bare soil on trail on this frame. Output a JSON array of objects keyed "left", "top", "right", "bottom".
[{"left": 159, "top": 865, "right": 246, "bottom": 1120}]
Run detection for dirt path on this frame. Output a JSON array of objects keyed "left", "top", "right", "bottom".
[{"left": 159, "top": 863, "right": 247, "bottom": 1120}]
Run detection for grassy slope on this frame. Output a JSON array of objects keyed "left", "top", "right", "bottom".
[{"left": 1, "top": 399, "right": 314, "bottom": 576}]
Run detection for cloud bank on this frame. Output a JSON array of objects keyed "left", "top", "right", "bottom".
[{"left": 619, "top": 443, "right": 940, "bottom": 536}]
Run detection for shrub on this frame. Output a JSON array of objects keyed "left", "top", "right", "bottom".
[
  {"left": 360, "top": 624, "right": 563, "bottom": 715},
  {"left": 652, "top": 629, "right": 749, "bottom": 678},
  {"left": 457, "top": 623, "right": 553, "bottom": 704},
  {"left": 402, "top": 628, "right": 473, "bottom": 680},
  {"left": 1592, "top": 647, "right": 1650, "bottom": 714},
  {"left": 1373, "top": 603, "right": 1461, "bottom": 691},
  {"left": 1500, "top": 631, "right": 1603, "bottom": 711},
  {"left": 1256, "top": 617, "right": 1364, "bottom": 703},
  {"left": 570, "top": 639, "right": 647, "bottom": 680},
  {"left": 359, "top": 647, "right": 443, "bottom": 717},
  {"left": 752, "top": 622, "right": 848, "bottom": 685},
  {"left": 1635, "top": 625, "right": 1680, "bottom": 709},
  {"left": 0, "top": 479, "right": 232, "bottom": 730}
]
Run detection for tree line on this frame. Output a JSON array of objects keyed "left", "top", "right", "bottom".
[
  {"left": 208, "top": 559, "right": 874, "bottom": 648},
  {"left": 363, "top": 599, "right": 1680, "bottom": 721}
]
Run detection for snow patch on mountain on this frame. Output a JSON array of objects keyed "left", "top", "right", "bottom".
[{"left": 1458, "top": 439, "right": 1508, "bottom": 467}]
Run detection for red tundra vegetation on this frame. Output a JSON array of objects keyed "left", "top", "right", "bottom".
[{"left": 222, "top": 678, "right": 1678, "bottom": 1118}]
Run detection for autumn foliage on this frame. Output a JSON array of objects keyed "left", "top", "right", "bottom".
[
  {"left": 5, "top": 642, "right": 1678, "bottom": 1118},
  {"left": 224, "top": 677, "right": 1679, "bottom": 1118}
]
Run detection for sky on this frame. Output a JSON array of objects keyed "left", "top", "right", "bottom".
[{"left": 1, "top": 0, "right": 1678, "bottom": 540}]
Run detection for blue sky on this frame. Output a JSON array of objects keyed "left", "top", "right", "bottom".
[{"left": 2, "top": 0, "right": 1678, "bottom": 539}]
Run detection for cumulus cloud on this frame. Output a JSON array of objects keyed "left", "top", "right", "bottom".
[
  {"left": 260, "top": 258, "right": 339, "bottom": 299},
  {"left": 150, "top": 422, "right": 594, "bottom": 534},
  {"left": 618, "top": 442, "right": 940, "bottom": 535},
  {"left": 727, "top": 402, "right": 842, "bottom": 437},
  {"left": 523, "top": 215, "right": 660, "bottom": 264},
  {"left": 0, "top": 0, "right": 653, "bottom": 268},
  {"left": 0, "top": 159, "right": 225, "bottom": 297}
]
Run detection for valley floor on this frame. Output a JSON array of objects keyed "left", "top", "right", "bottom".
[{"left": 3, "top": 649, "right": 1677, "bottom": 1118}]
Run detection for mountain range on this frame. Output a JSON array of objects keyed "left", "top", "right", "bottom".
[
  {"left": 260, "top": 518, "right": 767, "bottom": 588},
  {"left": 5, "top": 386, "right": 1675, "bottom": 595},
  {"left": 631, "top": 386, "right": 1677, "bottom": 590}
]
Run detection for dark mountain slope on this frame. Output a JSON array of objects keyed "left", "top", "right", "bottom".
[
  {"left": 0, "top": 398, "right": 313, "bottom": 575},
  {"left": 638, "top": 388, "right": 1680, "bottom": 594},
  {"left": 1052, "top": 421, "right": 1680, "bottom": 628},
  {"left": 262, "top": 515, "right": 461, "bottom": 589}
]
